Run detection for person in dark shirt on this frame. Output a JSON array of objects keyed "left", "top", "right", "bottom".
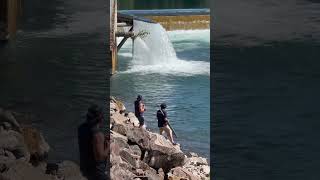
[
  {"left": 157, "top": 103, "right": 177, "bottom": 145},
  {"left": 78, "top": 105, "right": 109, "bottom": 180},
  {"left": 134, "top": 95, "right": 146, "bottom": 128}
]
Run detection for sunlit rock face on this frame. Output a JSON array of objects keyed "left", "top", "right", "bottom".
[{"left": 110, "top": 97, "right": 210, "bottom": 180}]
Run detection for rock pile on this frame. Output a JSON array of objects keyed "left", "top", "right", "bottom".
[
  {"left": 0, "top": 108, "right": 86, "bottom": 180},
  {"left": 0, "top": 97, "right": 210, "bottom": 180},
  {"left": 110, "top": 97, "right": 210, "bottom": 180}
]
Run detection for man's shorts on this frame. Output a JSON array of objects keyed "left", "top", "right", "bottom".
[{"left": 138, "top": 116, "right": 145, "bottom": 126}]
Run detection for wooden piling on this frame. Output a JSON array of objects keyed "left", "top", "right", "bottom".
[
  {"left": 110, "top": 0, "right": 117, "bottom": 74},
  {"left": 8, "top": 0, "right": 18, "bottom": 38},
  {"left": 0, "top": 0, "right": 22, "bottom": 40}
]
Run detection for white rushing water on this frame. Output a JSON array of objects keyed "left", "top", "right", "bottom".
[{"left": 118, "top": 20, "right": 210, "bottom": 76}]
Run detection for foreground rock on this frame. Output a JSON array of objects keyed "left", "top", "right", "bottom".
[
  {"left": 0, "top": 160, "right": 55, "bottom": 180},
  {"left": 110, "top": 97, "right": 211, "bottom": 180},
  {"left": 169, "top": 153, "right": 210, "bottom": 180},
  {"left": 0, "top": 108, "right": 87, "bottom": 180},
  {"left": 55, "top": 161, "right": 88, "bottom": 180},
  {"left": 110, "top": 130, "right": 164, "bottom": 180}
]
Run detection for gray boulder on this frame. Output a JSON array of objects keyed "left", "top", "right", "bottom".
[
  {"left": 0, "top": 160, "right": 55, "bottom": 180},
  {"left": 127, "top": 112, "right": 140, "bottom": 127},
  {"left": 56, "top": 161, "right": 87, "bottom": 180},
  {"left": 0, "top": 109, "right": 21, "bottom": 132},
  {"left": 169, "top": 166, "right": 200, "bottom": 180},
  {"left": 130, "top": 144, "right": 142, "bottom": 157},
  {"left": 111, "top": 130, "right": 129, "bottom": 150},
  {"left": 0, "top": 149, "right": 16, "bottom": 164},
  {"left": 112, "top": 123, "right": 127, "bottom": 136},
  {"left": 119, "top": 148, "right": 140, "bottom": 168},
  {"left": 144, "top": 150, "right": 186, "bottom": 173},
  {"left": 0, "top": 130, "right": 30, "bottom": 161},
  {"left": 126, "top": 127, "right": 185, "bottom": 172},
  {"left": 110, "top": 164, "right": 136, "bottom": 180}
]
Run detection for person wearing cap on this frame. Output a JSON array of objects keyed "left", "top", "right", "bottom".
[
  {"left": 157, "top": 103, "right": 177, "bottom": 145},
  {"left": 134, "top": 95, "right": 146, "bottom": 128},
  {"left": 78, "top": 104, "right": 109, "bottom": 180}
]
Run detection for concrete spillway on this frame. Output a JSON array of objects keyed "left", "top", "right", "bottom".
[{"left": 119, "top": 9, "right": 210, "bottom": 31}]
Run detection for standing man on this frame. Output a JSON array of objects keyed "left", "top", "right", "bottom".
[
  {"left": 157, "top": 103, "right": 177, "bottom": 145},
  {"left": 78, "top": 104, "right": 109, "bottom": 180},
  {"left": 134, "top": 95, "right": 146, "bottom": 128}
]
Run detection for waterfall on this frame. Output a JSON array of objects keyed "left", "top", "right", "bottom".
[
  {"left": 119, "top": 20, "right": 210, "bottom": 76},
  {"left": 133, "top": 20, "right": 178, "bottom": 65}
]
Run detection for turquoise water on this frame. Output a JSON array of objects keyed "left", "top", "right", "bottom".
[
  {"left": 111, "top": 28, "right": 210, "bottom": 158},
  {"left": 213, "top": 0, "right": 320, "bottom": 179}
]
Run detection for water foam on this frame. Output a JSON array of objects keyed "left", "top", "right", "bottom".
[
  {"left": 168, "top": 29, "right": 210, "bottom": 43},
  {"left": 119, "top": 20, "right": 210, "bottom": 76},
  {"left": 122, "top": 60, "right": 209, "bottom": 76}
]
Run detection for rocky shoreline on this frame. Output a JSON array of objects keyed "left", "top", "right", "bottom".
[
  {"left": 110, "top": 97, "right": 210, "bottom": 180},
  {"left": 0, "top": 97, "right": 210, "bottom": 180},
  {"left": 0, "top": 108, "right": 87, "bottom": 180}
]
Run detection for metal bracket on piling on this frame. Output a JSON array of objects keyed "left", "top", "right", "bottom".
[{"left": 117, "top": 26, "right": 133, "bottom": 51}]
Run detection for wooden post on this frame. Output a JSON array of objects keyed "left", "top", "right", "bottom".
[
  {"left": 110, "top": 0, "right": 117, "bottom": 75},
  {"left": 7, "top": 0, "right": 18, "bottom": 39},
  {"left": 1, "top": 0, "right": 21, "bottom": 40},
  {"left": 0, "top": 0, "right": 8, "bottom": 40}
]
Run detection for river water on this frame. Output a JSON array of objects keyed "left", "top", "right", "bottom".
[
  {"left": 213, "top": 0, "right": 320, "bottom": 179},
  {"left": 0, "top": 0, "right": 108, "bottom": 162},
  {"left": 111, "top": 19, "right": 210, "bottom": 158}
]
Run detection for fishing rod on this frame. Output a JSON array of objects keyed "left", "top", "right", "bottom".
[
  {"left": 167, "top": 120, "right": 178, "bottom": 138},
  {"left": 156, "top": 104, "right": 178, "bottom": 138},
  {"left": 153, "top": 116, "right": 178, "bottom": 138}
]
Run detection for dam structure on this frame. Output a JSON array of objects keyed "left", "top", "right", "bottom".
[{"left": 110, "top": 0, "right": 210, "bottom": 74}]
